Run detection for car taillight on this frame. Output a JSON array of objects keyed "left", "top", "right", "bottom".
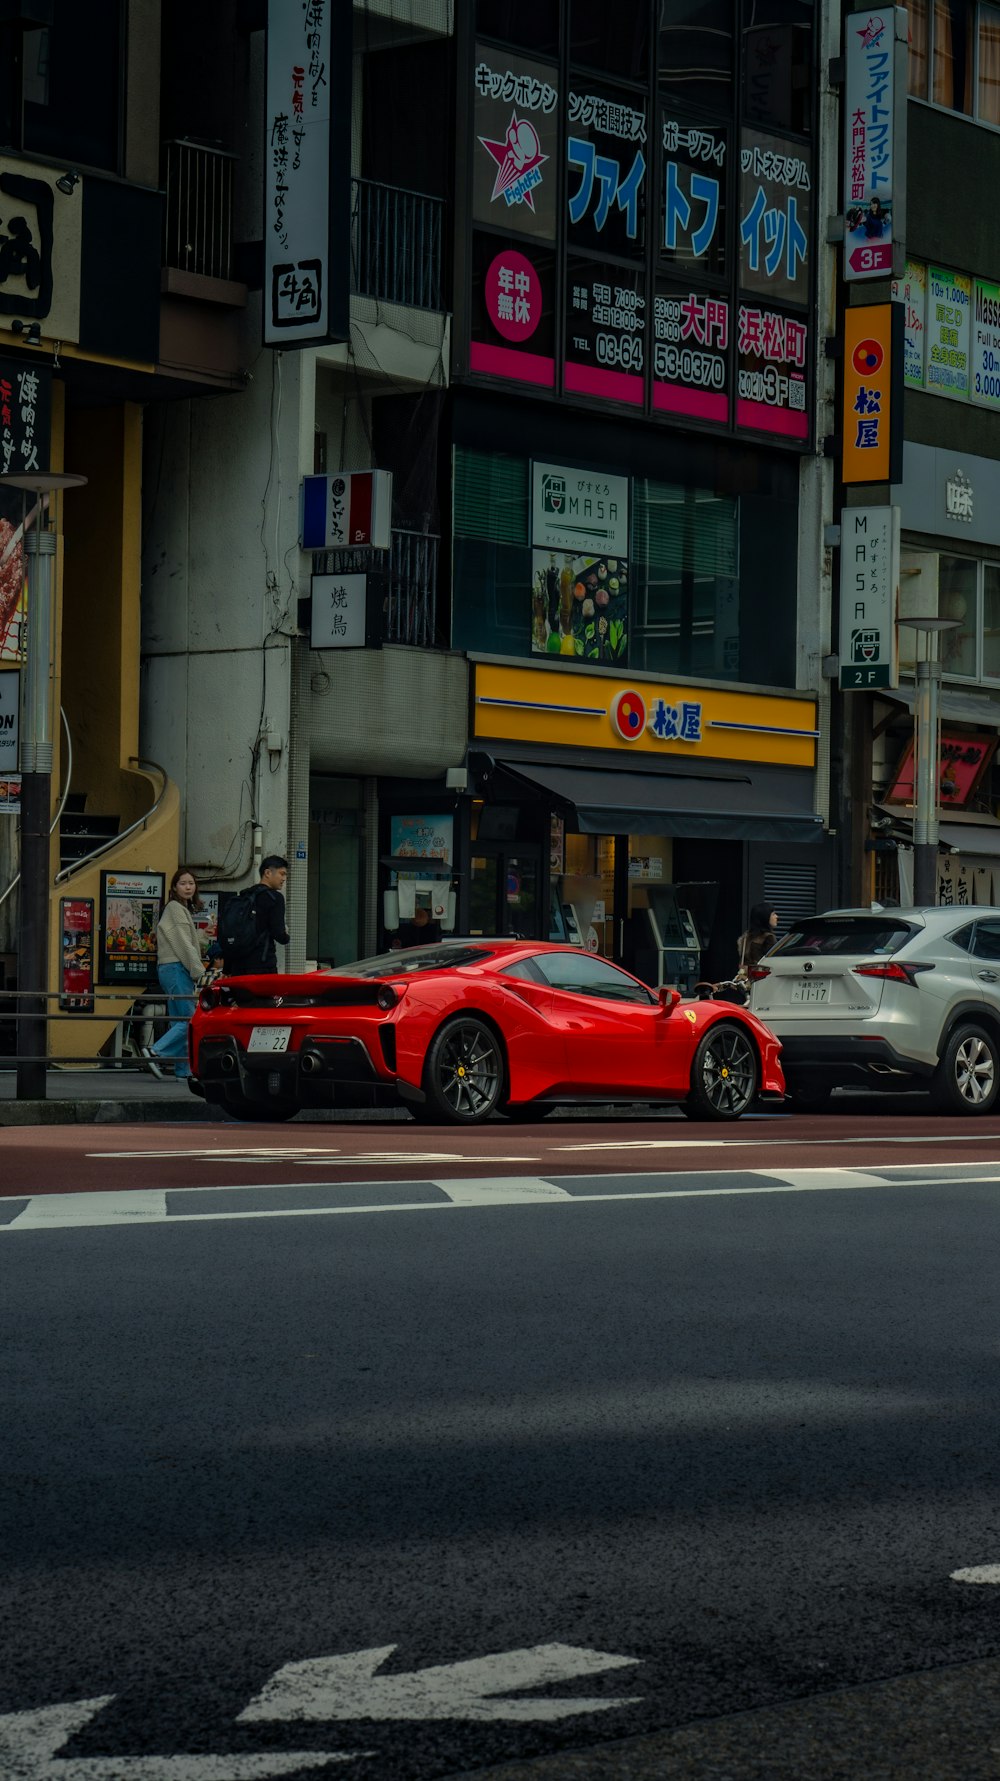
[
  {"left": 376, "top": 983, "right": 400, "bottom": 1010},
  {"left": 748, "top": 966, "right": 771, "bottom": 981},
  {"left": 198, "top": 986, "right": 218, "bottom": 1011},
  {"left": 853, "top": 960, "right": 934, "bottom": 986}
]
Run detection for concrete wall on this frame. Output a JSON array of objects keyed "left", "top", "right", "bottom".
[{"left": 140, "top": 335, "right": 308, "bottom": 882}]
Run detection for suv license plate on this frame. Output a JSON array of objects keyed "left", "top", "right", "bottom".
[
  {"left": 791, "top": 981, "right": 829, "bottom": 1003},
  {"left": 248, "top": 1026, "right": 292, "bottom": 1052}
]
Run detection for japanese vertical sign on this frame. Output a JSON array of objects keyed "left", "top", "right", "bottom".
[
  {"left": 310, "top": 572, "right": 369, "bottom": 648},
  {"left": 0, "top": 356, "right": 51, "bottom": 664},
  {"left": 264, "top": 0, "right": 347, "bottom": 347},
  {"left": 59, "top": 897, "right": 94, "bottom": 1013},
  {"left": 843, "top": 11, "right": 898, "bottom": 280},
  {"left": 473, "top": 46, "right": 559, "bottom": 240},
  {"left": 839, "top": 506, "right": 900, "bottom": 690},
  {"left": 300, "top": 471, "right": 393, "bottom": 550},
  {"left": 841, "top": 302, "right": 902, "bottom": 484}
]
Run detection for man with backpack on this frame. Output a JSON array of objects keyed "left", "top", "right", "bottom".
[{"left": 219, "top": 855, "right": 290, "bottom": 975}]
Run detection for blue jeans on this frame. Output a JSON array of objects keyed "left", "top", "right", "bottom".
[{"left": 151, "top": 961, "right": 196, "bottom": 1076}]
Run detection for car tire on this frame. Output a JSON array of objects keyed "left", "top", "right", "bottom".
[
  {"left": 932, "top": 1023, "right": 1000, "bottom": 1114},
  {"left": 423, "top": 1016, "right": 504, "bottom": 1124},
  {"left": 687, "top": 1021, "right": 759, "bottom": 1121},
  {"left": 221, "top": 1093, "right": 298, "bottom": 1122}
]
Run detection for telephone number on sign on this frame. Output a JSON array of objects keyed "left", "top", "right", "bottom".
[
  {"left": 654, "top": 345, "right": 725, "bottom": 389},
  {"left": 595, "top": 332, "right": 644, "bottom": 372}
]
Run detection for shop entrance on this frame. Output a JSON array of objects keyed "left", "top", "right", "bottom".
[{"left": 469, "top": 848, "right": 542, "bottom": 939}]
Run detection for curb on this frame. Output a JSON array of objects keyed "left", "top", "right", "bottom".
[{"left": 0, "top": 1098, "right": 215, "bottom": 1127}]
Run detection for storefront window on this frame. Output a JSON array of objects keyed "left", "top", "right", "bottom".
[
  {"left": 453, "top": 447, "right": 532, "bottom": 656},
  {"left": 659, "top": 0, "right": 735, "bottom": 113},
  {"left": 477, "top": 0, "right": 560, "bottom": 54},
  {"left": 742, "top": 0, "right": 814, "bottom": 135},
  {"left": 933, "top": 0, "right": 974, "bottom": 112},
  {"left": 571, "top": 0, "right": 651, "bottom": 81},
  {"left": 899, "top": 547, "right": 979, "bottom": 677},
  {"left": 631, "top": 479, "right": 739, "bottom": 678},
  {"left": 983, "top": 563, "right": 1000, "bottom": 676}
]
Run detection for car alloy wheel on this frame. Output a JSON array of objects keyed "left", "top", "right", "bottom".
[
  {"left": 689, "top": 1022, "right": 758, "bottom": 1120},
  {"left": 426, "top": 1017, "right": 503, "bottom": 1123},
  {"left": 936, "top": 1022, "right": 1000, "bottom": 1113}
]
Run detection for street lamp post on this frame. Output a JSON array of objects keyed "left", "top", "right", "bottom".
[
  {"left": 898, "top": 614, "right": 960, "bottom": 909},
  {"left": 0, "top": 471, "right": 87, "bottom": 1100}
]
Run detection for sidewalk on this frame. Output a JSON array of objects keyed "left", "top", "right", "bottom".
[{"left": 0, "top": 1065, "right": 212, "bottom": 1125}]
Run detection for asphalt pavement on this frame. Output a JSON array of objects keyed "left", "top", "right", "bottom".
[{"left": 4, "top": 1163, "right": 1000, "bottom": 1778}]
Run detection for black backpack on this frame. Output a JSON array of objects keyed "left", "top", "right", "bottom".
[{"left": 219, "top": 887, "right": 263, "bottom": 970}]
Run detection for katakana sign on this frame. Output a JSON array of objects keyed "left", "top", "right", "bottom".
[
  {"left": 738, "top": 130, "right": 811, "bottom": 307},
  {"left": 843, "top": 9, "right": 907, "bottom": 282},
  {"left": 474, "top": 45, "right": 560, "bottom": 240},
  {"left": 660, "top": 115, "right": 728, "bottom": 279},
  {"left": 566, "top": 82, "right": 647, "bottom": 259}
]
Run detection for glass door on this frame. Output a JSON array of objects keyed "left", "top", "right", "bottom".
[{"left": 469, "top": 849, "right": 542, "bottom": 938}]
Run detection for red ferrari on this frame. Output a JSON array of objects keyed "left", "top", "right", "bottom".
[{"left": 189, "top": 940, "right": 784, "bottom": 1124}]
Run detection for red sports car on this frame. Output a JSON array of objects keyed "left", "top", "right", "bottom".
[{"left": 189, "top": 940, "right": 784, "bottom": 1123}]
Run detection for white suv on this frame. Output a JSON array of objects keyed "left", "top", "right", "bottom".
[{"left": 749, "top": 906, "right": 1000, "bottom": 1114}]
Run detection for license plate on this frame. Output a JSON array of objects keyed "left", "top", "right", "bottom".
[
  {"left": 248, "top": 1025, "right": 292, "bottom": 1053},
  {"left": 790, "top": 980, "right": 829, "bottom": 1003}
]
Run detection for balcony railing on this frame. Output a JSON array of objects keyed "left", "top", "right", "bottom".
[
  {"left": 317, "top": 530, "right": 442, "bottom": 649},
  {"left": 163, "top": 139, "right": 236, "bottom": 281},
  {"left": 351, "top": 177, "right": 445, "bottom": 312}
]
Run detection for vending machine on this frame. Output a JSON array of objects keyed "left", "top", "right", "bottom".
[{"left": 628, "top": 883, "right": 719, "bottom": 992}]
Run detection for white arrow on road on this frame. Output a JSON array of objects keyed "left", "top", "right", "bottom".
[
  {"left": 0, "top": 1695, "right": 365, "bottom": 1778},
  {"left": 238, "top": 1642, "right": 642, "bottom": 1724}
]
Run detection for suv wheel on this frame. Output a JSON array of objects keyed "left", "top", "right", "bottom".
[{"left": 933, "top": 1023, "right": 1000, "bottom": 1114}]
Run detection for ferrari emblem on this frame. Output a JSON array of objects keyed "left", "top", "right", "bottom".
[
  {"left": 457, "top": 1064, "right": 466, "bottom": 1077},
  {"left": 683, "top": 1009, "right": 697, "bottom": 1023}
]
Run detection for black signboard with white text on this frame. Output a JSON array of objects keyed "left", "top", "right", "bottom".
[{"left": 0, "top": 357, "right": 51, "bottom": 664}]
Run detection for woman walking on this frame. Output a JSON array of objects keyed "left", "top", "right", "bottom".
[
  {"left": 738, "top": 902, "right": 779, "bottom": 976},
  {"left": 143, "top": 867, "right": 205, "bottom": 1080}
]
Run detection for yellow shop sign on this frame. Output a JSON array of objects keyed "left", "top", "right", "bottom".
[{"left": 473, "top": 663, "right": 818, "bottom": 769}]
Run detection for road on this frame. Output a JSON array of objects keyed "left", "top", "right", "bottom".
[{"left": 4, "top": 1107, "right": 1000, "bottom": 1778}]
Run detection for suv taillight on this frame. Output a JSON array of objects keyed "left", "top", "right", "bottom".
[
  {"left": 853, "top": 960, "right": 934, "bottom": 986},
  {"left": 748, "top": 966, "right": 771, "bottom": 981}
]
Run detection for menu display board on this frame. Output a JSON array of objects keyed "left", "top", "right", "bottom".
[
  {"left": 99, "top": 871, "right": 164, "bottom": 987},
  {"left": 60, "top": 898, "right": 94, "bottom": 1013}
]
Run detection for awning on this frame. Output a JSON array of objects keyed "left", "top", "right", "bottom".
[
  {"left": 938, "top": 821, "right": 1000, "bottom": 857},
  {"left": 499, "top": 760, "right": 823, "bottom": 843},
  {"left": 882, "top": 686, "right": 1000, "bottom": 727}
]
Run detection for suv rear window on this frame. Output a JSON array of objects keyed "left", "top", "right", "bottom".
[{"left": 768, "top": 918, "right": 916, "bottom": 958}]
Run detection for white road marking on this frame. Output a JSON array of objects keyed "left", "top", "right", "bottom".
[
  {"left": 10, "top": 1190, "right": 168, "bottom": 1229},
  {"left": 951, "top": 1564, "right": 1000, "bottom": 1584},
  {"left": 434, "top": 1176, "right": 572, "bottom": 1204},
  {"left": 0, "top": 1694, "right": 364, "bottom": 1777},
  {"left": 238, "top": 1641, "right": 641, "bottom": 1724},
  {"left": 85, "top": 1149, "right": 537, "bottom": 1167},
  {"left": 552, "top": 1130, "right": 1000, "bottom": 1153},
  {"left": 5, "top": 1167, "right": 1000, "bottom": 1233}
]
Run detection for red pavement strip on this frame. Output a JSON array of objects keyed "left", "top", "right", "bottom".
[{"left": 5, "top": 1114, "right": 1000, "bottom": 1195}]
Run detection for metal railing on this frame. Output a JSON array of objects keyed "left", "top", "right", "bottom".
[
  {"left": 316, "top": 530, "right": 442, "bottom": 649},
  {"left": 0, "top": 987, "right": 178, "bottom": 1070},
  {"left": 351, "top": 177, "right": 445, "bottom": 311},
  {"left": 163, "top": 139, "right": 236, "bottom": 281}
]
